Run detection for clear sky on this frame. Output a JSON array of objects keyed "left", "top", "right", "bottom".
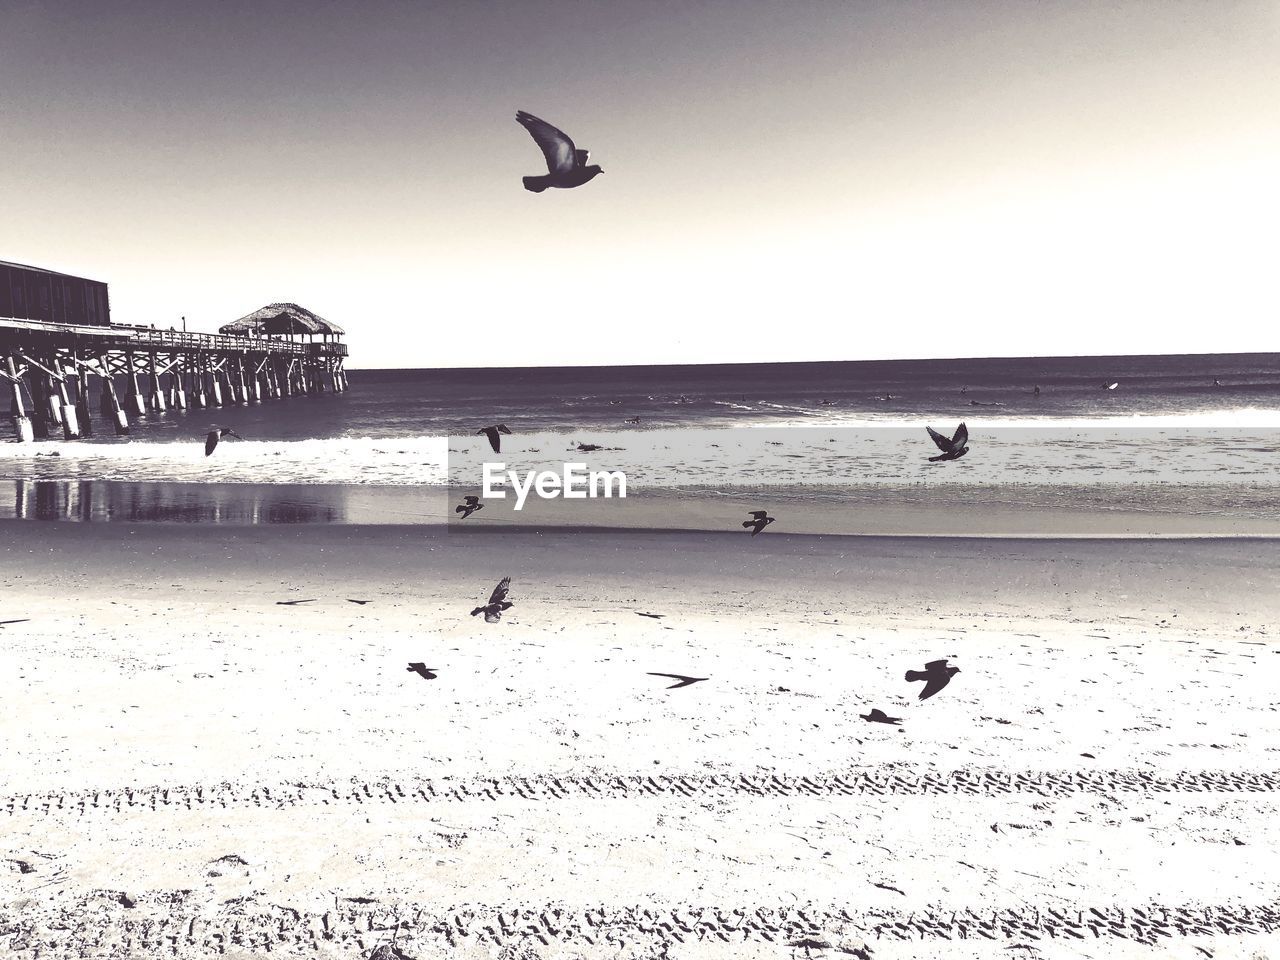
[{"left": 1, "top": 0, "right": 1276, "bottom": 368}]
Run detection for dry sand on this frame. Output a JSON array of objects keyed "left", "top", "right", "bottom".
[{"left": 1, "top": 523, "right": 1279, "bottom": 958}]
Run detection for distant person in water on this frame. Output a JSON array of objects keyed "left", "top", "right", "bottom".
[{"left": 1033, "top": 385, "right": 1041, "bottom": 396}]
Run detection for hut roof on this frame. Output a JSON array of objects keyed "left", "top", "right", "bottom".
[{"left": 219, "top": 303, "right": 344, "bottom": 337}]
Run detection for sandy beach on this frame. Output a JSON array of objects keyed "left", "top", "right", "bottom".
[{"left": 2, "top": 522, "right": 1278, "bottom": 958}]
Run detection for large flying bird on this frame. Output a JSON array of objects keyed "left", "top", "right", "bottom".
[{"left": 516, "top": 110, "right": 603, "bottom": 193}]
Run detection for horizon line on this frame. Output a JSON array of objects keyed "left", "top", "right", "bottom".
[{"left": 343, "top": 348, "right": 1280, "bottom": 375}]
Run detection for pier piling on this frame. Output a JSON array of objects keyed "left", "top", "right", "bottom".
[
  {"left": 147, "top": 353, "right": 167, "bottom": 413},
  {"left": 97, "top": 357, "right": 130, "bottom": 436},
  {"left": 4, "top": 356, "right": 34, "bottom": 443},
  {"left": 75, "top": 358, "right": 94, "bottom": 437}
]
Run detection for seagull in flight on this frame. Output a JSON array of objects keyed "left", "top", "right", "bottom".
[
  {"left": 925, "top": 422, "right": 969, "bottom": 462},
  {"left": 204, "top": 426, "right": 243, "bottom": 456},
  {"left": 276, "top": 599, "right": 318, "bottom": 606},
  {"left": 905, "top": 659, "right": 960, "bottom": 701},
  {"left": 455, "top": 495, "right": 484, "bottom": 519},
  {"left": 471, "top": 576, "right": 513, "bottom": 623},
  {"left": 743, "top": 510, "right": 775, "bottom": 536},
  {"left": 406, "top": 663, "right": 438, "bottom": 680},
  {"left": 647, "top": 672, "right": 708, "bottom": 689},
  {"left": 516, "top": 110, "right": 603, "bottom": 193},
  {"left": 477, "top": 424, "right": 512, "bottom": 454},
  {"left": 859, "top": 708, "right": 903, "bottom": 725}
]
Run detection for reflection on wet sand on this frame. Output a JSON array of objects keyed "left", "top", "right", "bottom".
[{"left": 2, "top": 480, "right": 345, "bottom": 524}]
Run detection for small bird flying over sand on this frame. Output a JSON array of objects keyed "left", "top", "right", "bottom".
[
  {"left": 276, "top": 599, "right": 318, "bottom": 606},
  {"left": 346, "top": 599, "right": 372, "bottom": 605},
  {"left": 859, "top": 708, "right": 904, "bottom": 725},
  {"left": 743, "top": 510, "right": 775, "bottom": 536},
  {"left": 471, "top": 576, "right": 513, "bottom": 623},
  {"left": 516, "top": 110, "right": 603, "bottom": 193},
  {"left": 926, "top": 422, "right": 969, "bottom": 462},
  {"left": 406, "top": 662, "right": 438, "bottom": 680},
  {"left": 455, "top": 495, "right": 484, "bottom": 519},
  {"left": 647, "top": 672, "right": 708, "bottom": 689},
  {"left": 204, "top": 426, "right": 243, "bottom": 456},
  {"left": 636, "top": 612, "right": 665, "bottom": 619},
  {"left": 477, "top": 424, "right": 512, "bottom": 454},
  {"left": 905, "top": 659, "right": 960, "bottom": 700}
]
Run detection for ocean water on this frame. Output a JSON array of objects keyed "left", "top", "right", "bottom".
[
  {"left": 2, "top": 353, "right": 1279, "bottom": 523},
  {"left": 11, "top": 353, "right": 1280, "bottom": 443}
]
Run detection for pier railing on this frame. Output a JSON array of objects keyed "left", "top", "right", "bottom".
[
  {"left": 117, "top": 326, "right": 348, "bottom": 357},
  {"left": 1, "top": 317, "right": 347, "bottom": 357}
]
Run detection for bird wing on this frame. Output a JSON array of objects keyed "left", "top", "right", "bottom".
[
  {"left": 205, "top": 431, "right": 218, "bottom": 456},
  {"left": 748, "top": 510, "right": 769, "bottom": 520},
  {"left": 488, "top": 576, "right": 511, "bottom": 605},
  {"left": 496, "top": 424, "right": 512, "bottom": 435},
  {"left": 479, "top": 427, "right": 501, "bottom": 453},
  {"left": 926, "top": 426, "right": 952, "bottom": 452},
  {"left": 918, "top": 674, "right": 950, "bottom": 700},
  {"left": 575, "top": 148, "right": 590, "bottom": 165},
  {"left": 463, "top": 495, "right": 479, "bottom": 505},
  {"left": 516, "top": 111, "right": 577, "bottom": 175},
  {"left": 951, "top": 422, "right": 968, "bottom": 448},
  {"left": 925, "top": 658, "right": 950, "bottom": 670},
  {"left": 647, "top": 672, "right": 703, "bottom": 688}
]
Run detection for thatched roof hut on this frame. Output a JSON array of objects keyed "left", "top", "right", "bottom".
[{"left": 220, "top": 303, "right": 344, "bottom": 339}]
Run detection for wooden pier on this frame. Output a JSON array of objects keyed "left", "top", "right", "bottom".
[{"left": 1, "top": 261, "right": 348, "bottom": 442}]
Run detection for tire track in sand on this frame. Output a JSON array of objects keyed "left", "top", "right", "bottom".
[
  {"left": 3, "top": 898, "right": 1279, "bottom": 955},
  {"left": 4, "top": 766, "right": 1278, "bottom": 816}
]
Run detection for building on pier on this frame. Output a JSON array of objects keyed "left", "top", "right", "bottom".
[
  {"left": 1, "top": 260, "right": 349, "bottom": 443},
  {"left": 1, "top": 260, "right": 111, "bottom": 327},
  {"left": 219, "top": 303, "right": 345, "bottom": 347}
]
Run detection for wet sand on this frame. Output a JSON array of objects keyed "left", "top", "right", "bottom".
[
  {"left": 2, "top": 523, "right": 1279, "bottom": 958},
  {"left": 6, "top": 478, "right": 1280, "bottom": 538}
]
